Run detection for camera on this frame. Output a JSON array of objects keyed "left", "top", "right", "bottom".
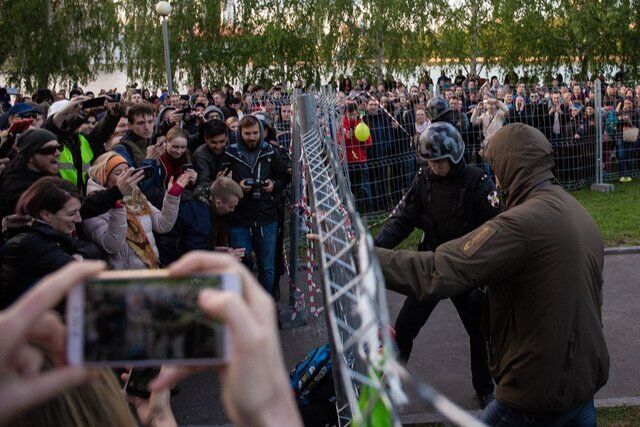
[
  {"left": 244, "top": 179, "right": 266, "bottom": 200},
  {"left": 244, "top": 179, "right": 266, "bottom": 188}
]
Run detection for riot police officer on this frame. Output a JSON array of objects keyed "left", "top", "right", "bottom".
[{"left": 374, "top": 121, "right": 499, "bottom": 406}]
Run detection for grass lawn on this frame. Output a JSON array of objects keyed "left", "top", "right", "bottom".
[
  {"left": 368, "top": 180, "right": 640, "bottom": 249},
  {"left": 571, "top": 180, "right": 640, "bottom": 246}
]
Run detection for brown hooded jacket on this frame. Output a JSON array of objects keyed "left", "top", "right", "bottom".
[{"left": 375, "top": 123, "right": 609, "bottom": 411}]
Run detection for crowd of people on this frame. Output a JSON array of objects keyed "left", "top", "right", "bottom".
[
  {"left": 336, "top": 72, "right": 640, "bottom": 211},
  {"left": 0, "top": 83, "right": 302, "bottom": 426},
  {"left": 0, "top": 70, "right": 629, "bottom": 425},
  {"left": 0, "top": 84, "right": 296, "bottom": 309}
]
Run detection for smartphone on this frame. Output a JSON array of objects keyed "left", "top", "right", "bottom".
[
  {"left": 7, "top": 118, "right": 33, "bottom": 135},
  {"left": 125, "top": 367, "right": 161, "bottom": 398},
  {"left": 81, "top": 96, "right": 107, "bottom": 109},
  {"left": 6, "top": 87, "right": 19, "bottom": 96},
  {"left": 183, "top": 163, "right": 194, "bottom": 170},
  {"left": 67, "top": 270, "right": 240, "bottom": 367},
  {"left": 134, "top": 164, "right": 156, "bottom": 179}
]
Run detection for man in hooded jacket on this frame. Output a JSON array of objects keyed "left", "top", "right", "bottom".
[
  {"left": 375, "top": 123, "right": 609, "bottom": 425},
  {"left": 375, "top": 121, "right": 498, "bottom": 405}
]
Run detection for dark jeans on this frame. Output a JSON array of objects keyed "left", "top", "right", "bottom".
[
  {"left": 480, "top": 399, "right": 596, "bottom": 427},
  {"left": 395, "top": 289, "right": 494, "bottom": 395},
  {"left": 616, "top": 137, "right": 632, "bottom": 177},
  {"left": 348, "top": 163, "right": 372, "bottom": 213},
  {"left": 228, "top": 221, "right": 278, "bottom": 293}
]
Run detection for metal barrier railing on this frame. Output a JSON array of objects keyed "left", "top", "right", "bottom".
[{"left": 292, "top": 92, "right": 486, "bottom": 427}]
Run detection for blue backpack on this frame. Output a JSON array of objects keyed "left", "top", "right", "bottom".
[{"left": 290, "top": 344, "right": 334, "bottom": 406}]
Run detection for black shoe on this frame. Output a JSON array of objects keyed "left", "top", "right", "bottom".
[{"left": 477, "top": 392, "right": 495, "bottom": 409}]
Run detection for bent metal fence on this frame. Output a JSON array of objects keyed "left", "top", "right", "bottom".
[{"left": 289, "top": 92, "right": 486, "bottom": 427}]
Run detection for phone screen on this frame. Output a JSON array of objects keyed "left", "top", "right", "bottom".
[
  {"left": 81, "top": 96, "right": 107, "bottom": 109},
  {"left": 68, "top": 272, "right": 238, "bottom": 366}
]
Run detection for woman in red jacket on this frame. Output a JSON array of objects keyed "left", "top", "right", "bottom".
[{"left": 342, "top": 102, "right": 372, "bottom": 212}]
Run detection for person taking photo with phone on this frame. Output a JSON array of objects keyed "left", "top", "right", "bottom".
[
  {"left": 153, "top": 127, "right": 212, "bottom": 265},
  {"left": 82, "top": 152, "right": 187, "bottom": 270},
  {"left": 45, "top": 96, "right": 126, "bottom": 195},
  {"left": 112, "top": 103, "right": 166, "bottom": 199}
]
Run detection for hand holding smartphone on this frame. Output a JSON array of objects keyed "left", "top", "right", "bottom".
[
  {"left": 67, "top": 269, "right": 240, "bottom": 367},
  {"left": 81, "top": 96, "right": 107, "bottom": 109}
]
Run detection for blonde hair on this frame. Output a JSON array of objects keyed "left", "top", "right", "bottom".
[
  {"left": 166, "top": 126, "right": 189, "bottom": 142},
  {"left": 10, "top": 369, "right": 137, "bottom": 427},
  {"left": 210, "top": 177, "right": 243, "bottom": 202}
]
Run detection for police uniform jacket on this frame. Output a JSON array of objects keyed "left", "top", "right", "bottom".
[
  {"left": 374, "top": 162, "right": 499, "bottom": 251},
  {"left": 375, "top": 123, "right": 609, "bottom": 411}
]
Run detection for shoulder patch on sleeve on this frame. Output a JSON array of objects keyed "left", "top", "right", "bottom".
[
  {"left": 458, "top": 224, "right": 497, "bottom": 258},
  {"left": 487, "top": 190, "right": 500, "bottom": 208}
]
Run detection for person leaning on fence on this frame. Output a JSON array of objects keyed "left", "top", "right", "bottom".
[{"left": 374, "top": 123, "right": 609, "bottom": 426}]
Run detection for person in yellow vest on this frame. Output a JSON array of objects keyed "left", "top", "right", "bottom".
[{"left": 44, "top": 96, "right": 125, "bottom": 195}]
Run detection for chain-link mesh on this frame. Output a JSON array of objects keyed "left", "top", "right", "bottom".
[{"left": 291, "top": 91, "right": 487, "bottom": 427}]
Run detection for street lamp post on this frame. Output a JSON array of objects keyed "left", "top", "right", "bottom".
[{"left": 156, "top": 1, "right": 173, "bottom": 95}]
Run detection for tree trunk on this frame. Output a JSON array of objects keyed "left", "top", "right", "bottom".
[
  {"left": 469, "top": 0, "right": 480, "bottom": 79},
  {"left": 579, "top": 54, "right": 589, "bottom": 81},
  {"left": 279, "top": 56, "right": 286, "bottom": 87},
  {"left": 193, "top": 65, "right": 202, "bottom": 88},
  {"left": 375, "top": 31, "right": 384, "bottom": 84}
]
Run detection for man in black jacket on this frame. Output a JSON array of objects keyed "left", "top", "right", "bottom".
[
  {"left": 222, "top": 115, "right": 288, "bottom": 293},
  {"left": 374, "top": 122, "right": 498, "bottom": 406},
  {"left": 0, "top": 129, "right": 61, "bottom": 219},
  {"left": 193, "top": 120, "right": 229, "bottom": 192}
]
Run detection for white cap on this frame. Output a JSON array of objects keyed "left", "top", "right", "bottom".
[{"left": 47, "top": 99, "right": 71, "bottom": 119}]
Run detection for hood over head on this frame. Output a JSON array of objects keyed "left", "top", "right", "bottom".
[
  {"left": 484, "top": 123, "right": 556, "bottom": 209},
  {"left": 204, "top": 105, "right": 225, "bottom": 121}
]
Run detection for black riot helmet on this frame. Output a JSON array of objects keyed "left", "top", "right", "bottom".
[
  {"left": 426, "top": 96, "right": 451, "bottom": 122},
  {"left": 417, "top": 122, "right": 465, "bottom": 164}
]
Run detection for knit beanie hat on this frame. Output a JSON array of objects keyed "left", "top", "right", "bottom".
[
  {"left": 17, "top": 128, "right": 58, "bottom": 160},
  {"left": 102, "top": 155, "right": 128, "bottom": 185}
]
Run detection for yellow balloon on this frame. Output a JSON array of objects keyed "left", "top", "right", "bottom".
[{"left": 355, "top": 122, "right": 370, "bottom": 142}]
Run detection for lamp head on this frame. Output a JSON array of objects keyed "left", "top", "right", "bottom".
[{"left": 155, "top": 1, "right": 172, "bottom": 17}]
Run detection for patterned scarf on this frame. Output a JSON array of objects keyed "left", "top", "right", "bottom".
[{"left": 123, "top": 187, "right": 159, "bottom": 268}]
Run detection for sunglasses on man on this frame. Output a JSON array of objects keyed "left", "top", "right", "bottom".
[{"left": 36, "top": 144, "right": 63, "bottom": 155}]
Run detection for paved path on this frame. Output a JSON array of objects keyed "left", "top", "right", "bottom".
[{"left": 171, "top": 253, "right": 640, "bottom": 425}]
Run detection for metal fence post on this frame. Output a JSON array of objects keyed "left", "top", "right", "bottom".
[
  {"left": 289, "top": 88, "right": 303, "bottom": 301},
  {"left": 594, "top": 79, "right": 603, "bottom": 184},
  {"left": 590, "top": 79, "right": 614, "bottom": 192}
]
